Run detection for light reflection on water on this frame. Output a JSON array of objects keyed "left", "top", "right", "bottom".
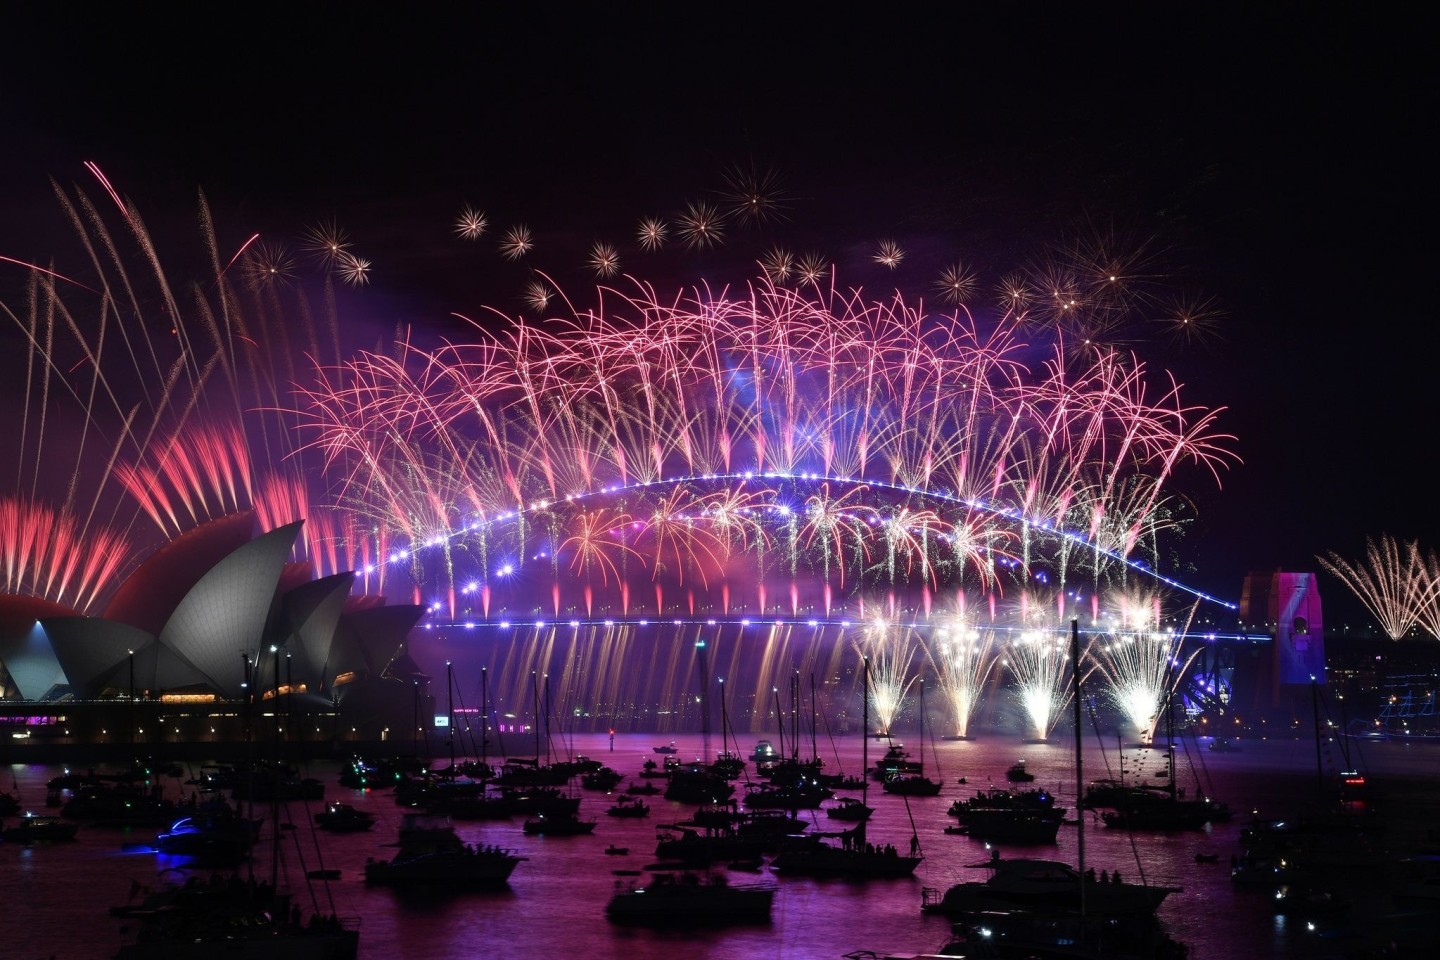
[{"left": 2, "top": 734, "right": 1437, "bottom": 960}]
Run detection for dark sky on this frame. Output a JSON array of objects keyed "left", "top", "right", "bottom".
[{"left": 2, "top": 5, "right": 1435, "bottom": 624}]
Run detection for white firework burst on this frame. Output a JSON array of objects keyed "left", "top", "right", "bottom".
[
  {"left": 636, "top": 217, "right": 668, "bottom": 251},
  {"left": 677, "top": 201, "right": 725, "bottom": 250},
  {"left": 335, "top": 253, "right": 371, "bottom": 286},
  {"left": 873, "top": 239, "right": 904, "bottom": 270},
  {"left": 588, "top": 241, "right": 620, "bottom": 278},
  {"left": 524, "top": 280, "right": 553, "bottom": 312},
  {"left": 936, "top": 262, "right": 977, "bottom": 305},
  {"left": 761, "top": 246, "right": 795, "bottom": 283},
  {"left": 299, "top": 219, "right": 351, "bottom": 266},
  {"left": 796, "top": 252, "right": 829, "bottom": 284},
  {"left": 499, "top": 225, "right": 534, "bottom": 260},
  {"left": 455, "top": 206, "right": 488, "bottom": 240}
]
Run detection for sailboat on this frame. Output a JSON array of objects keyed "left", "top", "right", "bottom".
[
  {"left": 881, "top": 677, "right": 942, "bottom": 797},
  {"left": 1098, "top": 672, "right": 1229, "bottom": 831},
  {"left": 771, "top": 656, "right": 922, "bottom": 879}
]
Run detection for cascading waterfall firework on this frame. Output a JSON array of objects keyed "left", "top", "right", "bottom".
[
  {"left": 1003, "top": 630, "right": 1073, "bottom": 741},
  {"left": 1084, "top": 630, "right": 1199, "bottom": 743},
  {"left": 856, "top": 619, "right": 919, "bottom": 736},
  {"left": 927, "top": 616, "right": 1001, "bottom": 739}
]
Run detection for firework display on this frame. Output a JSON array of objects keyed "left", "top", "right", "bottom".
[{"left": 0, "top": 164, "right": 1243, "bottom": 732}]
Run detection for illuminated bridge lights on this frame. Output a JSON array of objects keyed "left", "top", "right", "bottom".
[{"left": 365, "top": 470, "right": 1239, "bottom": 613}]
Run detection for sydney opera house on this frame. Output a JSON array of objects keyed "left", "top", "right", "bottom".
[{"left": 0, "top": 512, "right": 428, "bottom": 759}]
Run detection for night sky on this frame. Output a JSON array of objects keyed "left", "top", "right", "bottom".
[{"left": 2, "top": 5, "right": 1434, "bottom": 626}]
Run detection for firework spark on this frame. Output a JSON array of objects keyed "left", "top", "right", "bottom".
[
  {"left": 795, "top": 253, "right": 828, "bottom": 284},
  {"left": 761, "top": 247, "right": 795, "bottom": 283},
  {"left": 718, "top": 163, "right": 791, "bottom": 226},
  {"left": 588, "top": 242, "right": 620, "bottom": 278},
  {"left": 677, "top": 201, "right": 725, "bottom": 249},
  {"left": 1319, "top": 535, "right": 1434, "bottom": 640},
  {"left": 524, "top": 280, "right": 554, "bottom": 312},
  {"left": 857, "top": 619, "right": 919, "bottom": 736},
  {"left": 499, "top": 225, "right": 534, "bottom": 260},
  {"left": 300, "top": 219, "right": 352, "bottom": 265},
  {"left": 1004, "top": 631, "right": 1073, "bottom": 741},
  {"left": 873, "top": 239, "right": 904, "bottom": 270},
  {"left": 455, "top": 206, "right": 489, "bottom": 240},
  {"left": 928, "top": 616, "right": 1001, "bottom": 738},
  {"left": 1085, "top": 627, "right": 1198, "bottom": 742},
  {"left": 636, "top": 217, "right": 668, "bottom": 251},
  {"left": 935, "top": 262, "right": 977, "bottom": 306},
  {"left": 335, "top": 253, "right": 371, "bottom": 286}
]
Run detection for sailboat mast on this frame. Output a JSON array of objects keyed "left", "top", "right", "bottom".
[
  {"left": 773, "top": 687, "right": 786, "bottom": 758},
  {"left": 532, "top": 672, "right": 541, "bottom": 761},
  {"left": 862, "top": 657, "right": 870, "bottom": 807},
  {"left": 1071, "top": 618, "right": 1085, "bottom": 919},
  {"left": 719, "top": 676, "right": 729, "bottom": 759},
  {"left": 697, "top": 638, "right": 711, "bottom": 764},
  {"left": 480, "top": 666, "right": 489, "bottom": 771},
  {"left": 810, "top": 672, "right": 818, "bottom": 764},
  {"left": 447, "top": 661, "right": 456, "bottom": 771}
]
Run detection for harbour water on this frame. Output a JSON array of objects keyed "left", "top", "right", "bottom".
[{"left": 3, "top": 733, "right": 1437, "bottom": 959}]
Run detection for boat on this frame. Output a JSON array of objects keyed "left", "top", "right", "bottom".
[
  {"left": 604, "top": 844, "right": 629, "bottom": 856},
  {"left": 1208, "top": 736, "right": 1242, "bottom": 752},
  {"left": 959, "top": 807, "right": 1065, "bottom": 844},
  {"left": 154, "top": 806, "right": 262, "bottom": 862},
  {"left": 948, "top": 787, "right": 1067, "bottom": 843},
  {"left": 654, "top": 826, "right": 767, "bottom": 865},
  {"left": 2, "top": 812, "right": 78, "bottom": 843},
  {"left": 1005, "top": 760, "right": 1036, "bottom": 782},
  {"left": 653, "top": 741, "right": 678, "bottom": 754},
  {"left": 742, "top": 779, "right": 831, "bottom": 809},
  {"left": 112, "top": 875, "right": 359, "bottom": 960},
  {"left": 606, "top": 795, "right": 649, "bottom": 818},
  {"left": 365, "top": 813, "right": 525, "bottom": 886},
  {"left": 522, "top": 809, "right": 598, "bottom": 835},
  {"left": 580, "top": 766, "right": 624, "bottom": 791},
  {"left": 770, "top": 825, "right": 923, "bottom": 878},
  {"left": 314, "top": 802, "right": 376, "bottom": 833},
  {"left": 880, "top": 773, "right": 942, "bottom": 796},
  {"left": 824, "top": 796, "right": 874, "bottom": 822},
  {"left": 750, "top": 739, "right": 778, "bottom": 763},
  {"left": 870, "top": 743, "right": 923, "bottom": 781},
  {"left": 922, "top": 854, "right": 1179, "bottom": 919},
  {"left": 872, "top": 907, "right": 1190, "bottom": 959},
  {"left": 605, "top": 869, "right": 775, "bottom": 925}
]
